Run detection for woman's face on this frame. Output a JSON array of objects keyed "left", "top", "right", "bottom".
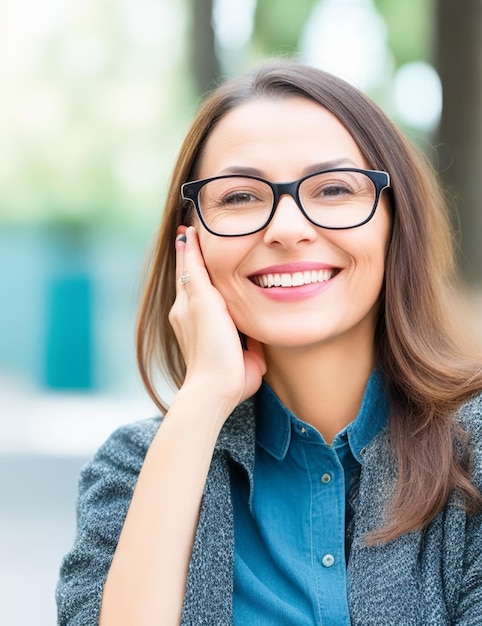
[{"left": 194, "top": 96, "right": 392, "bottom": 351}]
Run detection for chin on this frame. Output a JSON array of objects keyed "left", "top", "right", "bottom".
[{"left": 241, "top": 326, "right": 341, "bottom": 349}]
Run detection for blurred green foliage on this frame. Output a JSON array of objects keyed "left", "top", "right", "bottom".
[
  {"left": 253, "top": 0, "right": 318, "bottom": 54},
  {"left": 0, "top": 0, "right": 193, "bottom": 230},
  {"left": 253, "top": 0, "right": 433, "bottom": 70},
  {"left": 375, "top": 0, "right": 434, "bottom": 65}
]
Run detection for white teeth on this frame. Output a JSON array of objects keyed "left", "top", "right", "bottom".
[
  {"left": 253, "top": 269, "right": 336, "bottom": 288},
  {"left": 292, "top": 272, "right": 304, "bottom": 286}
]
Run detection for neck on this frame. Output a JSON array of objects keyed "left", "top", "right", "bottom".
[{"left": 263, "top": 332, "right": 376, "bottom": 444}]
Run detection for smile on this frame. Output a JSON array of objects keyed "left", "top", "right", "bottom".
[{"left": 250, "top": 269, "right": 337, "bottom": 288}]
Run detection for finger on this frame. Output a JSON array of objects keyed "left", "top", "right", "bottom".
[
  {"left": 174, "top": 226, "right": 187, "bottom": 283},
  {"left": 174, "top": 228, "right": 188, "bottom": 296},
  {"left": 177, "top": 226, "right": 211, "bottom": 291}
]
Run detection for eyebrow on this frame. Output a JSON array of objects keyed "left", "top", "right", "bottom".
[{"left": 217, "top": 158, "right": 360, "bottom": 179}]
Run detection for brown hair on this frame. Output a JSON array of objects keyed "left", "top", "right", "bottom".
[{"left": 136, "top": 61, "right": 482, "bottom": 542}]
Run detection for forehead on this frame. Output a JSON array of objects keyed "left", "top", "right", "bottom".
[{"left": 197, "top": 96, "right": 368, "bottom": 179}]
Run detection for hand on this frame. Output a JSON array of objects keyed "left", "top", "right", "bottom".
[{"left": 168, "top": 226, "right": 266, "bottom": 413}]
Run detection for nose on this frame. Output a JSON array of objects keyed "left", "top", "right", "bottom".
[{"left": 263, "top": 193, "right": 318, "bottom": 247}]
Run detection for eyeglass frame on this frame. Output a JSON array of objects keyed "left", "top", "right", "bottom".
[{"left": 180, "top": 167, "right": 391, "bottom": 237}]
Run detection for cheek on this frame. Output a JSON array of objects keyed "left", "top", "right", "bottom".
[
  {"left": 331, "top": 224, "right": 390, "bottom": 306},
  {"left": 197, "top": 232, "right": 241, "bottom": 288},
  {"left": 197, "top": 237, "right": 256, "bottom": 328},
  {"left": 197, "top": 222, "right": 257, "bottom": 284},
  {"left": 354, "top": 243, "right": 388, "bottom": 291},
  {"left": 352, "top": 213, "right": 391, "bottom": 279}
]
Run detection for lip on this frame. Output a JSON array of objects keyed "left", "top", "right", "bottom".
[{"left": 248, "top": 262, "right": 340, "bottom": 302}]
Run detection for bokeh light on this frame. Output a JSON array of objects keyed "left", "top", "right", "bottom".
[
  {"left": 300, "top": 0, "right": 392, "bottom": 91},
  {"left": 392, "top": 61, "right": 442, "bottom": 132}
]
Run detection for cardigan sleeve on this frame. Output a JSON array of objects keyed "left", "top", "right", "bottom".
[
  {"left": 455, "top": 393, "right": 482, "bottom": 625},
  {"left": 56, "top": 417, "right": 161, "bottom": 626},
  {"left": 454, "top": 512, "right": 482, "bottom": 625}
]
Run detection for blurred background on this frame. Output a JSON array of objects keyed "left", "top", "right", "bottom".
[{"left": 1, "top": 0, "right": 481, "bottom": 623}]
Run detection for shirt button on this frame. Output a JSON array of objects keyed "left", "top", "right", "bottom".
[
  {"left": 322, "top": 554, "right": 335, "bottom": 568},
  {"left": 321, "top": 473, "right": 332, "bottom": 484}
]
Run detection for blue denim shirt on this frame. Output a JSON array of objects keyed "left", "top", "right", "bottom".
[{"left": 231, "top": 371, "right": 389, "bottom": 625}]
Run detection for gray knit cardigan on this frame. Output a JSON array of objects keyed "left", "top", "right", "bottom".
[{"left": 57, "top": 392, "right": 482, "bottom": 625}]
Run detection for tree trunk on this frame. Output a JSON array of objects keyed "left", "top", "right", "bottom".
[
  {"left": 435, "top": 0, "right": 482, "bottom": 284},
  {"left": 190, "top": 0, "right": 221, "bottom": 97}
]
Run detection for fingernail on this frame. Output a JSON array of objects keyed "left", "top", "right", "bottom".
[{"left": 176, "top": 234, "right": 187, "bottom": 243}]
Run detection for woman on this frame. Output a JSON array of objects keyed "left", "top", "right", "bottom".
[{"left": 57, "top": 62, "right": 482, "bottom": 625}]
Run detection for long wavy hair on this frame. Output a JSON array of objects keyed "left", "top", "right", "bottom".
[{"left": 136, "top": 61, "right": 482, "bottom": 542}]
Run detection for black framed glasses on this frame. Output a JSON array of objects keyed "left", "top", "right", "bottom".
[{"left": 181, "top": 168, "right": 390, "bottom": 237}]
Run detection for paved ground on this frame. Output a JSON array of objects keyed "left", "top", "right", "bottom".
[
  {"left": 0, "top": 383, "right": 159, "bottom": 625},
  {"left": 0, "top": 454, "right": 86, "bottom": 626}
]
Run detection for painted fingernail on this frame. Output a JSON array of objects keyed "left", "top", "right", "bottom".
[{"left": 176, "top": 234, "right": 187, "bottom": 243}]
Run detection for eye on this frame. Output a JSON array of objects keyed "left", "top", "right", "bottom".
[
  {"left": 201, "top": 177, "right": 272, "bottom": 213},
  {"left": 318, "top": 183, "right": 353, "bottom": 198},
  {"left": 304, "top": 172, "right": 365, "bottom": 205},
  {"left": 308, "top": 181, "right": 354, "bottom": 204},
  {"left": 219, "top": 191, "right": 260, "bottom": 206}
]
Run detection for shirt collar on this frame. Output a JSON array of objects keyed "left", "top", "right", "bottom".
[
  {"left": 256, "top": 382, "right": 293, "bottom": 460},
  {"left": 256, "top": 369, "right": 389, "bottom": 462},
  {"left": 334, "top": 369, "right": 389, "bottom": 462}
]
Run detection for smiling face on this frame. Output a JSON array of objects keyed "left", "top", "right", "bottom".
[{"left": 193, "top": 96, "right": 392, "bottom": 354}]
